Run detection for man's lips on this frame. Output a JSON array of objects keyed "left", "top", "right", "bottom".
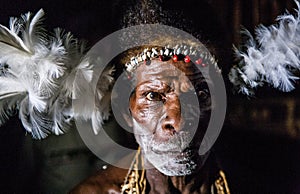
[
  {"left": 150, "top": 147, "right": 196, "bottom": 160},
  {"left": 148, "top": 134, "right": 193, "bottom": 153}
]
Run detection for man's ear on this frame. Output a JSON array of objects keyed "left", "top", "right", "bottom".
[{"left": 123, "top": 91, "right": 135, "bottom": 128}]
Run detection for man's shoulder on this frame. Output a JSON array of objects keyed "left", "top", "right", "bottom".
[{"left": 69, "top": 165, "right": 128, "bottom": 194}]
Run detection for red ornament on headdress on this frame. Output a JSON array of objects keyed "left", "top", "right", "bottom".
[
  {"left": 184, "top": 55, "right": 190, "bottom": 63},
  {"left": 172, "top": 54, "right": 178, "bottom": 62},
  {"left": 195, "top": 58, "right": 202, "bottom": 65},
  {"left": 159, "top": 55, "right": 163, "bottom": 61}
]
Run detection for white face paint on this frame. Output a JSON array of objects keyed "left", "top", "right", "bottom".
[
  {"left": 133, "top": 118, "right": 199, "bottom": 176},
  {"left": 129, "top": 59, "right": 210, "bottom": 176}
]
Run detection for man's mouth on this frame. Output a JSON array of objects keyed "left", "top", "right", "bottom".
[
  {"left": 150, "top": 147, "right": 197, "bottom": 162},
  {"left": 147, "top": 131, "right": 193, "bottom": 152},
  {"left": 145, "top": 146, "right": 199, "bottom": 176}
]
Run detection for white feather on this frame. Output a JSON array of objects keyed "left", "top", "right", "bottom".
[
  {"left": 0, "top": 9, "right": 116, "bottom": 138},
  {"left": 91, "top": 66, "right": 114, "bottom": 134},
  {"left": 0, "top": 92, "right": 25, "bottom": 125},
  {"left": 23, "top": 9, "right": 45, "bottom": 51},
  {"left": 230, "top": 0, "right": 300, "bottom": 94},
  {"left": 91, "top": 110, "right": 103, "bottom": 135},
  {"left": 67, "top": 57, "right": 93, "bottom": 99},
  {"left": 71, "top": 57, "right": 115, "bottom": 135},
  {"left": 48, "top": 95, "right": 73, "bottom": 136},
  {"left": 0, "top": 9, "right": 86, "bottom": 139}
]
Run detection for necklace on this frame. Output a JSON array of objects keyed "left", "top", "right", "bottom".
[
  {"left": 120, "top": 147, "right": 230, "bottom": 194},
  {"left": 121, "top": 147, "right": 146, "bottom": 194}
]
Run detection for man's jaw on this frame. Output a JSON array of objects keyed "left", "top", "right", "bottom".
[
  {"left": 144, "top": 147, "right": 201, "bottom": 176},
  {"left": 138, "top": 132, "right": 203, "bottom": 176},
  {"left": 132, "top": 118, "right": 206, "bottom": 176}
]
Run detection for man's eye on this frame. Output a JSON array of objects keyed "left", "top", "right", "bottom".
[{"left": 145, "top": 92, "right": 162, "bottom": 101}]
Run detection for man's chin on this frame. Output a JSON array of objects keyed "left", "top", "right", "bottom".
[
  {"left": 157, "top": 161, "right": 197, "bottom": 176},
  {"left": 145, "top": 150, "right": 198, "bottom": 176}
]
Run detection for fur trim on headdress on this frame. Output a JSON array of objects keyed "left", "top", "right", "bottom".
[{"left": 229, "top": 0, "right": 300, "bottom": 95}]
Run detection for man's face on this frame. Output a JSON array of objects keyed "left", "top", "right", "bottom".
[{"left": 129, "top": 59, "right": 210, "bottom": 176}]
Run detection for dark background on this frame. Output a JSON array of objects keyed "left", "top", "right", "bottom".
[{"left": 0, "top": 0, "right": 300, "bottom": 193}]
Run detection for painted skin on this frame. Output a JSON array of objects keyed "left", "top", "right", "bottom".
[
  {"left": 129, "top": 59, "right": 209, "bottom": 177},
  {"left": 70, "top": 59, "right": 215, "bottom": 194}
]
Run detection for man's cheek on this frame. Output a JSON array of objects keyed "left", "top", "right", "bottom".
[
  {"left": 130, "top": 99, "right": 147, "bottom": 122},
  {"left": 134, "top": 107, "right": 148, "bottom": 122},
  {"left": 134, "top": 108, "right": 159, "bottom": 124},
  {"left": 132, "top": 102, "right": 163, "bottom": 123}
]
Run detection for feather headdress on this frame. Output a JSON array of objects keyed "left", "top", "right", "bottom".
[
  {"left": 0, "top": 9, "right": 114, "bottom": 139},
  {"left": 229, "top": 0, "right": 300, "bottom": 95}
]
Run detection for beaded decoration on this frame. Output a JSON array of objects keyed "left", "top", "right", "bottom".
[
  {"left": 121, "top": 147, "right": 146, "bottom": 194},
  {"left": 124, "top": 45, "right": 220, "bottom": 74},
  {"left": 120, "top": 147, "right": 231, "bottom": 194}
]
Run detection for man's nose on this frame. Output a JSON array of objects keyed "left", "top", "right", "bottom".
[{"left": 161, "top": 96, "right": 181, "bottom": 133}]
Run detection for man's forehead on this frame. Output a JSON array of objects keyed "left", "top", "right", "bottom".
[{"left": 135, "top": 59, "right": 198, "bottom": 78}]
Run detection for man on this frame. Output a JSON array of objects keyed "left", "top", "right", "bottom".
[
  {"left": 69, "top": 0, "right": 230, "bottom": 192},
  {"left": 70, "top": 44, "right": 230, "bottom": 193}
]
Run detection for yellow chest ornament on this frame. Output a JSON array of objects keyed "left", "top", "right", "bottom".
[{"left": 121, "top": 148, "right": 230, "bottom": 194}]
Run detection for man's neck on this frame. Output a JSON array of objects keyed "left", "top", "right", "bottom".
[{"left": 145, "top": 158, "right": 213, "bottom": 194}]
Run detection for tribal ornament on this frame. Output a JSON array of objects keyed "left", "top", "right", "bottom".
[
  {"left": 229, "top": 0, "right": 300, "bottom": 95},
  {"left": 0, "top": 9, "right": 104, "bottom": 139},
  {"left": 125, "top": 45, "right": 219, "bottom": 74},
  {"left": 121, "top": 147, "right": 146, "bottom": 194},
  {"left": 120, "top": 147, "right": 231, "bottom": 194}
]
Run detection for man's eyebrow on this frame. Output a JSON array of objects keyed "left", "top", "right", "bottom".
[{"left": 137, "top": 81, "right": 171, "bottom": 92}]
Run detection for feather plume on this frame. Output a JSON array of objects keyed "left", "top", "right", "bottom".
[
  {"left": 91, "top": 66, "right": 115, "bottom": 134},
  {"left": 0, "top": 92, "right": 25, "bottom": 126},
  {"left": 72, "top": 57, "right": 115, "bottom": 135},
  {"left": 0, "top": 9, "right": 90, "bottom": 139},
  {"left": 0, "top": 9, "right": 116, "bottom": 138},
  {"left": 229, "top": 0, "right": 300, "bottom": 95}
]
